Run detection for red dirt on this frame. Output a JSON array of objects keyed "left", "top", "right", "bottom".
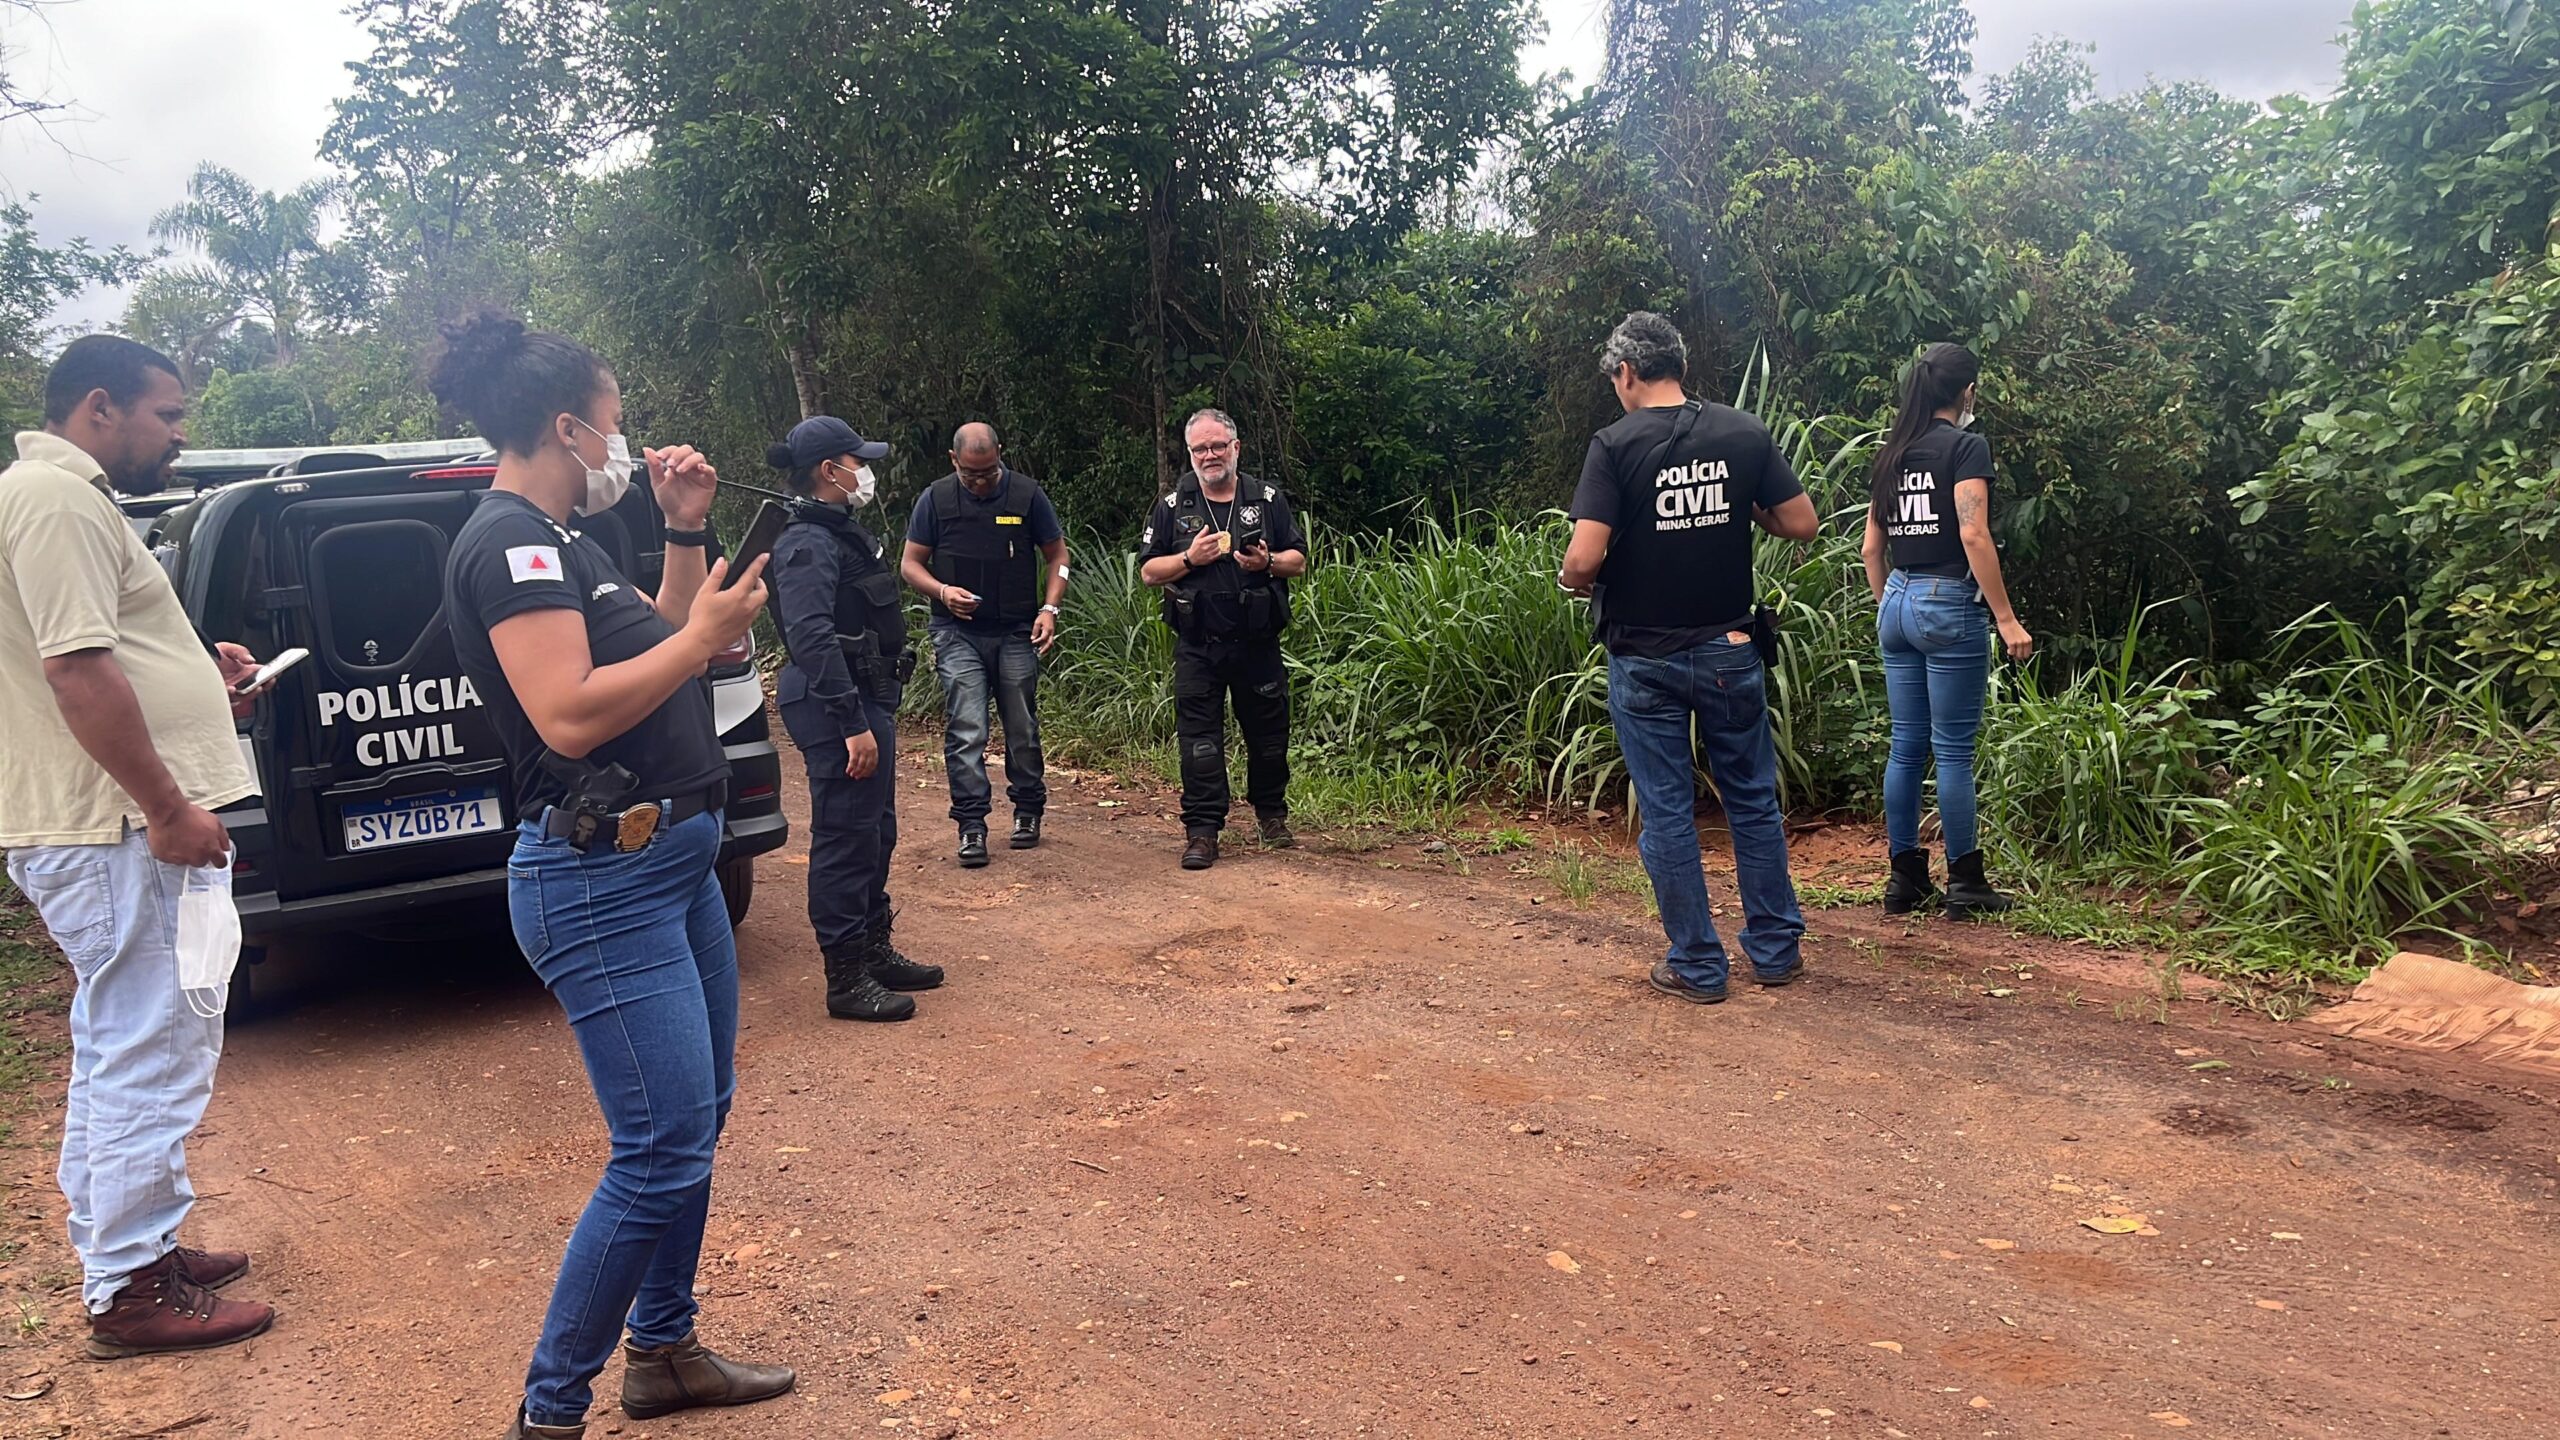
[{"left": 4, "top": 754, "right": 2557, "bottom": 1439}]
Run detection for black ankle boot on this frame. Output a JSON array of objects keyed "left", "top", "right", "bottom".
[
  {"left": 1883, "top": 848, "right": 1939, "bottom": 916},
  {"left": 864, "top": 914, "right": 944, "bottom": 992},
  {"left": 822, "top": 942, "right": 916, "bottom": 1021},
  {"left": 1943, "top": 850, "right": 2015, "bottom": 920}
]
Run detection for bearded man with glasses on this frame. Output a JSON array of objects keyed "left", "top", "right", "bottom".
[{"left": 1136, "top": 408, "right": 1309, "bottom": 870}]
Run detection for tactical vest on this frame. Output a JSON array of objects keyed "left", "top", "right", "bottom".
[
  {"left": 771, "top": 503, "right": 911, "bottom": 703},
  {"left": 925, "top": 471, "right": 1043, "bottom": 625},
  {"left": 1159, "top": 475, "right": 1291, "bottom": 642}
]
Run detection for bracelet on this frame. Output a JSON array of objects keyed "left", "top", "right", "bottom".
[
  {"left": 1039, "top": 603, "right": 1061, "bottom": 617},
  {"left": 664, "top": 526, "right": 711, "bottom": 548}
]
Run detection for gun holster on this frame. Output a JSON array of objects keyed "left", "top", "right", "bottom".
[{"left": 538, "top": 755, "right": 647, "bottom": 852}]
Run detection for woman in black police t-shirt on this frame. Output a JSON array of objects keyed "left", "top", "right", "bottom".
[
  {"left": 1859, "top": 342, "right": 2033, "bottom": 922},
  {"left": 426, "top": 311, "right": 789, "bottom": 1440}
]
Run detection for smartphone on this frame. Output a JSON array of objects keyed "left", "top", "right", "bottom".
[
  {"left": 722, "top": 500, "right": 790, "bottom": 590},
  {"left": 233, "top": 646, "right": 310, "bottom": 694}
]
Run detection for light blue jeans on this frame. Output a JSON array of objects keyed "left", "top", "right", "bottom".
[
  {"left": 7, "top": 829, "right": 223, "bottom": 1312},
  {"left": 1878, "top": 571, "right": 1993, "bottom": 856},
  {"left": 508, "top": 808, "right": 738, "bottom": 1428}
]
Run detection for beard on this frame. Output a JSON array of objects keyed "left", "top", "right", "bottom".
[{"left": 107, "top": 445, "right": 182, "bottom": 496}]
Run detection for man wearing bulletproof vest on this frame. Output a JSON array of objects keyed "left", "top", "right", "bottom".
[
  {"left": 899, "top": 423, "right": 1069, "bottom": 869},
  {"left": 1559, "top": 312, "right": 1820, "bottom": 1006},
  {"left": 766, "top": 416, "right": 940, "bottom": 1021},
  {"left": 1138, "top": 407, "right": 1309, "bottom": 871}
]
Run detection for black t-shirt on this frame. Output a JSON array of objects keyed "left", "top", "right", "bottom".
[
  {"left": 446, "top": 490, "right": 728, "bottom": 817},
  {"left": 1139, "top": 473, "right": 1307, "bottom": 604},
  {"left": 1569, "top": 401, "right": 1803, "bottom": 658},
  {"left": 1875, "top": 419, "right": 1992, "bottom": 579}
]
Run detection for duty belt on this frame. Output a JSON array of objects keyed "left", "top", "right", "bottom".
[{"left": 542, "top": 780, "right": 728, "bottom": 854}]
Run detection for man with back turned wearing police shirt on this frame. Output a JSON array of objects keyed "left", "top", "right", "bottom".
[
  {"left": 1139, "top": 408, "right": 1307, "bottom": 871},
  {"left": 1560, "top": 312, "right": 1819, "bottom": 1005}
]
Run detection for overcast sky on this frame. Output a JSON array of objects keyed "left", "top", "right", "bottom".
[{"left": 9, "top": 0, "right": 2355, "bottom": 334}]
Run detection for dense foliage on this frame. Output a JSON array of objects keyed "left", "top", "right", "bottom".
[{"left": 3, "top": 0, "right": 2555, "bottom": 972}]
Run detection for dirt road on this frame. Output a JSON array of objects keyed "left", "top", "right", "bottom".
[{"left": 5, "top": 754, "right": 2557, "bottom": 1439}]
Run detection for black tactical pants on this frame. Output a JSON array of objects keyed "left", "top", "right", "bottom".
[
  {"left": 801, "top": 713, "right": 898, "bottom": 951},
  {"left": 1172, "top": 636, "right": 1290, "bottom": 834}
]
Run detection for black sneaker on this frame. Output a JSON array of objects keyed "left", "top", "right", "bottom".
[
  {"left": 1256, "top": 812, "right": 1296, "bottom": 849},
  {"left": 1648, "top": 961, "right": 1728, "bottom": 1005},
  {"left": 1010, "top": 814, "right": 1042, "bottom": 849},
  {"left": 1181, "top": 831, "right": 1219, "bottom": 871},
  {"left": 958, "top": 826, "right": 990, "bottom": 869}
]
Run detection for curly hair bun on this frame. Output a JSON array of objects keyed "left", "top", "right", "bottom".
[{"left": 765, "top": 442, "right": 797, "bottom": 470}]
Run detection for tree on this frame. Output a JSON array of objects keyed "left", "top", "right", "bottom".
[
  {"left": 149, "top": 163, "right": 342, "bottom": 365},
  {"left": 2243, "top": 0, "right": 2560, "bottom": 698},
  {"left": 1, "top": 198, "right": 148, "bottom": 434}
]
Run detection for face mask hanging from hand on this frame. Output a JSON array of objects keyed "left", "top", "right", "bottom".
[{"left": 571, "top": 417, "right": 637, "bottom": 515}]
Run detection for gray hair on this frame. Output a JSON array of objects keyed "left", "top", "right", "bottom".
[
  {"left": 1183, "top": 407, "right": 1240, "bottom": 443},
  {"left": 1598, "top": 311, "right": 1687, "bottom": 382}
]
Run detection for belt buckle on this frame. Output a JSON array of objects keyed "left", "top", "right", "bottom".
[{"left": 614, "top": 803, "right": 662, "bottom": 853}]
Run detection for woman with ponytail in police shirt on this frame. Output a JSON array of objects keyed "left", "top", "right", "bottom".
[
  {"left": 426, "top": 311, "right": 791, "bottom": 1440},
  {"left": 1860, "top": 343, "right": 2032, "bottom": 920}
]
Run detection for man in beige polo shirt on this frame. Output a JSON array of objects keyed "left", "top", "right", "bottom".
[{"left": 1, "top": 335, "right": 277, "bottom": 1357}]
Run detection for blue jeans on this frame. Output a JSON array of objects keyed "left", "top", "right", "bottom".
[
  {"left": 1606, "top": 637, "right": 1806, "bottom": 989},
  {"left": 6, "top": 830, "right": 222, "bottom": 1311},
  {"left": 931, "top": 623, "right": 1045, "bottom": 825},
  {"left": 1878, "top": 572, "right": 1992, "bottom": 857},
  {"left": 508, "top": 809, "right": 737, "bottom": 1427}
]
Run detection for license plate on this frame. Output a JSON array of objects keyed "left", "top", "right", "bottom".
[{"left": 341, "top": 789, "right": 502, "bottom": 853}]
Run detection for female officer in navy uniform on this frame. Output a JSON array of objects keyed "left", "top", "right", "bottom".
[
  {"left": 764, "top": 416, "right": 943, "bottom": 1020},
  {"left": 428, "top": 310, "right": 793, "bottom": 1440}
]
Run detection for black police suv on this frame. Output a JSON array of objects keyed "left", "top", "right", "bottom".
[{"left": 130, "top": 444, "right": 789, "bottom": 966}]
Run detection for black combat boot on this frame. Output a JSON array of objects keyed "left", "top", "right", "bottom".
[
  {"left": 1943, "top": 850, "right": 2016, "bottom": 920},
  {"left": 864, "top": 913, "right": 945, "bottom": 992},
  {"left": 1883, "top": 848, "right": 1939, "bottom": 916},
  {"left": 822, "top": 941, "right": 915, "bottom": 1022}
]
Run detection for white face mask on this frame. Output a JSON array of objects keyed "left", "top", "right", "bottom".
[
  {"left": 827, "top": 461, "right": 877, "bottom": 509},
  {"left": 1957, "top": 406, "right": 1976, "bottom": 430},
  {"left": 570, "top": 417, "right": 636, "bottom": 515}
]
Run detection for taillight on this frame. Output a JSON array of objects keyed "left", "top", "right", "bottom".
[
  {"left": 712, "top": 636, "right": 754, "bottom": 668},
  {"left": 413, "top": 465, "right": 499, "bottom": 482},
  {"left": 737, "top": 783, "right": 777, "bottom": 801}
]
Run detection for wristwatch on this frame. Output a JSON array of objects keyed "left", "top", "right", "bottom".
[
  {"left": 664, "top": 526, "right": 712, "bottom": 548},
  {"left": 1039, "top": 603, "right": 1062, "bottom": 617}
]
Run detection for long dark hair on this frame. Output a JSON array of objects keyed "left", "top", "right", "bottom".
[{"left": 1868, "top": 343, "right": 1979, "bottom": 518}]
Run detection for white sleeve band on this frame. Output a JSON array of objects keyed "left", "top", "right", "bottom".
[{"left": 1055, "top": 565, "right": 1071, "bottom": 581}]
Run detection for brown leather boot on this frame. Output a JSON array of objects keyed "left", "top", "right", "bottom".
[
  {"left": 1181, "top": 830, "right": 1219, "bottom": 871},
  {"left": 620, "top": 1335, "right": 795, "bottom": 1419},
  {"left": 170, "top": 1243, "right": 249, "bottom": 1290},
  {"left": 85, "top": 1252, "right": 275, "bottom": 1359},
  {"left": 502, "top": 1408, "right": 584, "bottom": 1439}
]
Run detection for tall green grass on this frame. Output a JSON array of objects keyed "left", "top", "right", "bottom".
[{"left": 909, "top": 370, "right": 2553, "bottom": 978}]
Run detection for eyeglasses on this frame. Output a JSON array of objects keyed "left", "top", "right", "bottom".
[{"left": 1187, "top": 440, "right": 1234, "bottom": 457}]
